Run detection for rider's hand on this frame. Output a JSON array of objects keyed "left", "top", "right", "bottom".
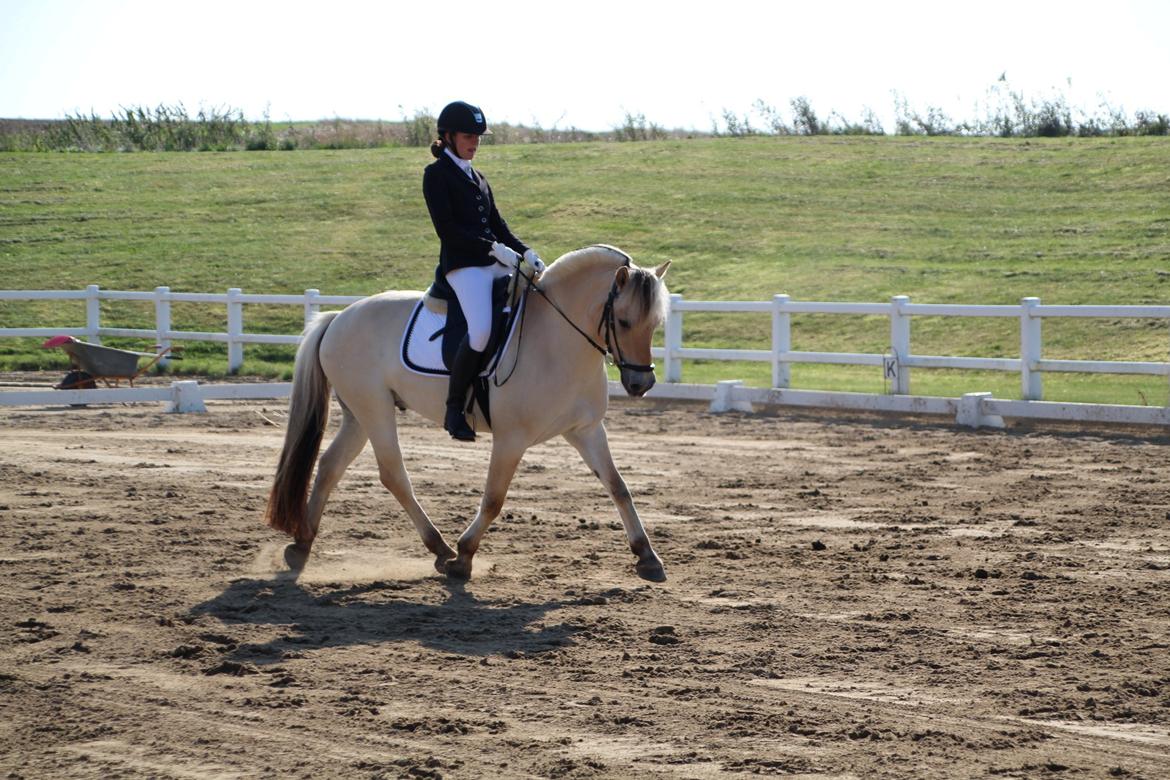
[
  {"left": 490, "top": 241, "right": 521, "bottom": 269},
  {"left": 523, "top": 248, "right": 546, "bottom": 275}
]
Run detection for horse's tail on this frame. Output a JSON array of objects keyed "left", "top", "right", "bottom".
[{"left": 264, "top": 310, "right": 340, "bottom": 538}]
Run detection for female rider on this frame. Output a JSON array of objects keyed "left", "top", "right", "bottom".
[{"left": 423, "top": 100, "right": 545, "bottom": 442}]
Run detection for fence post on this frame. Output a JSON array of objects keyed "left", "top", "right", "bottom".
[
  {"left": 304, "top": 288, "right": 321, "bottom": 328},
  {"left": 771, "top": 294, "right": 790, "bottom": 388},
  {"left": 889, "top": 295, "right": 911, "bottom": 394},
  {"left": 154, "top": 286, "right": 171, "bottom": 366},
  {"left": 1020, "top": 296, "right": 1042, "bottom": 400},
  {"left": 86, "top": 284, "right": 102, "bottom": 344},
  {"left": 227, "top": 288, "right": 244, "bottom": 374},
  {"left": 664, "top": 293, "right": 683, "bottom": 383}
]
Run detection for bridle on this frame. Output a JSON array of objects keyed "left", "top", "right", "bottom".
[
  {"left": 514, "top": 258, "right": 655, "bottom": 376},
  {"left": 596, "top": 268, "right": 656, "bottom": 374}
]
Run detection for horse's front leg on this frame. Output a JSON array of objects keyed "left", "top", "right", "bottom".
[
  {"left": 446, "top": 440, "right": 524, "bottom": 580},
  {"left": 563, "top": 422, "right": 666, "bottom": 583}
]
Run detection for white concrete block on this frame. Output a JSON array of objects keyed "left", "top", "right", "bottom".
[
  {"left": 709, "top": 380, "right": 754, "bottom": 413},
  {"left": 166, "top": 380, "right": 207, "bottom": 413},
  {"left": 956, "top": 392, "right": 1004, "bottom": 429}
]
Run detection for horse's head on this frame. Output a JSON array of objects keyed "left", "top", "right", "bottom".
[
  {"left": 604, "top": 258, "right": 671, "bottom": 397},
  {"left": 538, "top": 244, "right": 672, "bottom": 397}
]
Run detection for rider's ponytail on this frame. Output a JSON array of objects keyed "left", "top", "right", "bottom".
[{"left": 430, "top": 136, "right": 446, "bottom": 158}]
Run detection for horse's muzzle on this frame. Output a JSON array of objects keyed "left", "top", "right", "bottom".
[{"left": 621, "top": 368, "right": 656, "bottom": 398}]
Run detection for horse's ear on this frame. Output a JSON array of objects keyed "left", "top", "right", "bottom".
[
  {"left": 653, "top": 260, "right": 671, "bottom": 280},
  {"left": 615, "top": 265, "right": 630, "bottom": 289}
]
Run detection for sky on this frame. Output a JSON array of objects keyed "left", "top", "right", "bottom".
[{"left": 2, "top": 0, "right": 1168, "bottom": 132}]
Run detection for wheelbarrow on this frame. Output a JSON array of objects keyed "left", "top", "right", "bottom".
[{"left": 41, "top": 335, "right": 179, "bottom": 389}]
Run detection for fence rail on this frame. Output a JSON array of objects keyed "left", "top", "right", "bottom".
[
  {"left": 0, "top": 285, "right": 362, "bottom": 371},
  {"left": 659, "top": 293, "right": 1170, "bottom": 400},
  {"left": 3, "top": 378, "right": 1167, "bottom": 431},
  {"left": 3, "top": 286, "right": 1169, "bottom": 405}
]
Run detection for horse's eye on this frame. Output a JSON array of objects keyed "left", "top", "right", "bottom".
[{"left": 618, "top": 319, "right": 632, "bottom": 329}]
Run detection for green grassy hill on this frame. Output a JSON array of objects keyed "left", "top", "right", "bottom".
[{"left": 2, "top": 136, "right": 1168, "bottom": 402}]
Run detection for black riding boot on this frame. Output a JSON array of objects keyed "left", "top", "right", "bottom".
[{"left": 444, "top": 336, "right": 483, "bottom": 442}]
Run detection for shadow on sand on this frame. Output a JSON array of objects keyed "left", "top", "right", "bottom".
[{"left": 187, "top": 545, "right": 578, "bottom": 663}]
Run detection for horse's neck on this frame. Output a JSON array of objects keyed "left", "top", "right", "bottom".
[{"left": 536, "top": 261, "right": 615, "bottom": 339}]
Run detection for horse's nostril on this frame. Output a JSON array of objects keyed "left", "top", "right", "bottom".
[
  {"left": 625, "top": 375, "right": 654, "bottom": 397},
  {"left": 621, "top": 369, "right": 656, "bottom": 397}
]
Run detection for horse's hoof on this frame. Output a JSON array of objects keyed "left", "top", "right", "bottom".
[
  {"left": 434, "top": 552, "right": 457, "bottom": 574},
  {"left": 444, "top": 558, "right": 472, "bottom": 580},
  {"left": 284, "top": 543, "right": 311, "bottom": 570},
  {"left": 636, "top": 559, "right": 667, "bottom": 583}
]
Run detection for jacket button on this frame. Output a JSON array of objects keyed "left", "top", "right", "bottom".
[
  {"left": 476, "top": 195, "right": 482, "bottom": 201},
  {"left": 481, "top": 217, "right": 487, "bottom": 223},
  {"left": 483, "top": 227, "right": 490, "bottom": 233},
  {"left": 478, "top": 206, "right": 484, "bottom": 212}
]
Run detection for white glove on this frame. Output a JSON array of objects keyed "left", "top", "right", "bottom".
[
  {"left": 489, "top": 241, "right": 521, "bottom": 269},
  {"left": 523, "top": 248, "right": 546, "bottom": 274}
]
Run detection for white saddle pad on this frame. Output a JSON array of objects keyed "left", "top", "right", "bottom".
[{"left": 399, "top": 297, "right": 525, "bottom": 377}]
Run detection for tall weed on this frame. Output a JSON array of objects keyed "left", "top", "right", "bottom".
[
  {"left": 615, "top": 111, "right": 666, "bottom": 141},
  {"left": 401, "top": 107, "right": 435, "bottom": 147},
  {"left": 2, "top": 83, "right": 1166, "bottom": 152}
]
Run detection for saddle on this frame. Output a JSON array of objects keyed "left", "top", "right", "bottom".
[{"left": 400, "top": 271, "right": 527, "bottom": 427}]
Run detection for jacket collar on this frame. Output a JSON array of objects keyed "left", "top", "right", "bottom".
[{"left": 442, "top": 148, "right": 479, "bottom": 186}]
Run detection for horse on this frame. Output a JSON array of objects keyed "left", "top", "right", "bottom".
[{"left": 264, "top": 244, "right": 672, "bottom": 582}]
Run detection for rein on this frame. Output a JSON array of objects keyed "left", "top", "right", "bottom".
[{"left": 498, "top": 260, "right": 654, "bottom": 385}]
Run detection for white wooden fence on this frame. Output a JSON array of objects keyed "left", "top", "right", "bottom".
[
  {"left": 2, "top": 285, "right": 1169, "bottom": 427},
  {"left": 0, "top": 285, "right": 352, "bottom": 371},
  {"left": 661, "top": 294, "right": 1170, "bottom": 400}
]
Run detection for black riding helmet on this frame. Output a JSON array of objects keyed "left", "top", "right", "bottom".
[{"left": 437, "top": 101, "right": 491, "bottom": 136}]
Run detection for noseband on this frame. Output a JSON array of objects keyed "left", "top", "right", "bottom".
[{"left": 521, "top": 259, "right": 655, "bottom": 375}]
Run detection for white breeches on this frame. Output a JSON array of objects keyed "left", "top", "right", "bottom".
[{"left": 446, "top": 263, "right": 511, "bottom": 352}]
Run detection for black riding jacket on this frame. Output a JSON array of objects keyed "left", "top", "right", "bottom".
[{"left": 423, "top": 153, "right": 528, "bottom": 299}]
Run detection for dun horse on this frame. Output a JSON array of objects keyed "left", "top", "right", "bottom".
[{"left": 264, "top": 245, "right": 671, "bottom": 582}]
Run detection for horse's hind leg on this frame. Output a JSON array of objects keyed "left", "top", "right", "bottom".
[
  {"left": 446, "top": 439, "right": 524, "bottom": 581},
  {"left": 363, "top": 411, "right": 457, "bottom": 572},
  {"left": 564, "top": 422, "right": 666, "bottom": 582},
  {"left": 298, "top": 405, "right": 369, "bottom": 550}
]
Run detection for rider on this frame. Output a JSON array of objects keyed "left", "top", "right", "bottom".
[{"left": 423, "top": 100, "right": 545, "bottom": 442}]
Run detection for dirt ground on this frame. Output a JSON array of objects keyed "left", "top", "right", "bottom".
[{"left": 2, "top": 380, "right": 1169, "bottom": 779}]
